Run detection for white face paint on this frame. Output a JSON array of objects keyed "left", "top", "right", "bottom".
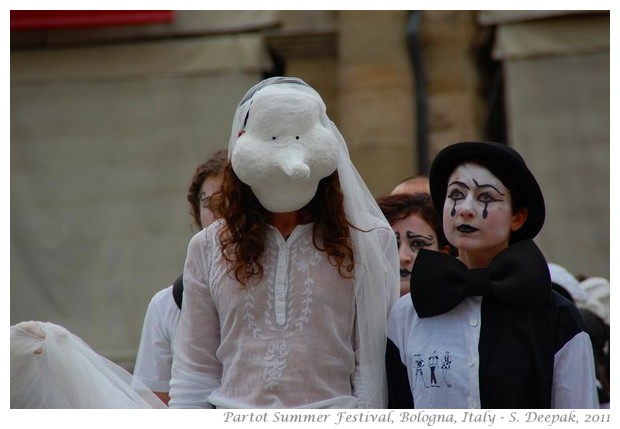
[
  {"left": 443, "top": 162, "right": 524, "bottom": 264},
  {"left": 231, "top": 85, "right": 339, "bottom": 213},
  {"left": 392, "top": 214, "right": 439, "bottom": 297}
]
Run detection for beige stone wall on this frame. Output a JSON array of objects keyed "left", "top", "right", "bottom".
[
  {"left": 271, "top": 12, "right": 340, "bottom": 131},
  {"left": 10, "top": 13, "right": 275, "bottom": 367},
  {"left": 490, "top": 12, "right": 610, "bottom": 279},
  {"left": 338, "top": 11, "right": 415, "bottom": 196},
  {"left": 273, "top": 11, "right": 486, "bottom": 196},
  {"left": 420, "top": 11, "right": 486, "bottom": 159}
]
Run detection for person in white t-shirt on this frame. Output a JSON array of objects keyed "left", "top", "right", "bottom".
[{"left": 132, "top": 149, "right": 226, "bottom": 405}]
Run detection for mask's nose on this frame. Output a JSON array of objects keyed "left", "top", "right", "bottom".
[{"left": 277, "top": 145, "right": 311, "bottom": 180}]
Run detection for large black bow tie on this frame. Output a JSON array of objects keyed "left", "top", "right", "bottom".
[{"left": 410, "top": 239, "right": 552, "bottom": 318}]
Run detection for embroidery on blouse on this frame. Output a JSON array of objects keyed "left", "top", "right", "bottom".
[
  {"left": 243, "top": 285, "right": 263, "bottom": 339},
  {"left": 243, "top": 235, "right": 323, "bottom": 389},
  {"left": 411, "top": 350, "right": 453, "bottom": 389},
  {"left": 264, "top": 339, "right": 289, "bottom": 389}
]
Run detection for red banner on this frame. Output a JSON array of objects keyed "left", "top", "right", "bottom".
[{"left": 10, "top": 11, "right": 174, "bottom": 30}]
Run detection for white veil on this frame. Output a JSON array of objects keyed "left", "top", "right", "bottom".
[
  {"left": 228, "top": 77, "right": 400, "bottom": 407},
  {"left": 10, "top": 321, "right": 167, "bottom": 409}
]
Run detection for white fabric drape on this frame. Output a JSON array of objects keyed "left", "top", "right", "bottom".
[{"left": 11, "top": 321, "right": 167, "bottom": 408}]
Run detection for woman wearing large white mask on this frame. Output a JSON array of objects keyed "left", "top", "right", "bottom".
[{"left": 169, "top": 77, "right": 399, "bottom": 409}]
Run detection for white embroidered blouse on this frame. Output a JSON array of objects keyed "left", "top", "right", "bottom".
[{"left": 170, "top": 220, "right": 395, "bottom": 408}]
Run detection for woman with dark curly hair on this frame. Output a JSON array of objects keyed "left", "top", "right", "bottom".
[
  {"left": 186, "top": 148, "right": 228, "bottom": 230},
  {"left": 169, "top": 77, "right": 399, "bottom": 409},
  {"left": 377, "top": 193, "right": 451, "bottom": 297}
]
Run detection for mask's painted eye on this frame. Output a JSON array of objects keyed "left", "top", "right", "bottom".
[
  {"left": 296, "top": 136, "right": 300, "bottom": 140},
  {"left": 272, "top": 137, "right": 276, "bottom": 140}
]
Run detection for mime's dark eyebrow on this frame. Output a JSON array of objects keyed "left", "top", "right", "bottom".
[
  {"left": 406, "top": 231, "right": 434, "bottom": 241},
  {"left": 473, "top": 179, "right": 505, "bottom": 196},
  {"left": 448, "top": 180, "right": 469, "bottom": 189}
]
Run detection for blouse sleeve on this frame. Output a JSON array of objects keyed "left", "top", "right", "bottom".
[
  {"left": 552, "top": 331, "right": 599, "bottom": 408},
  {"left": 169, "top": 231, "right": 222, "bottom": 408}
]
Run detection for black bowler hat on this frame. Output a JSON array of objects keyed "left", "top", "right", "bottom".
[{"left": 429, "top": 141, "right": 545, "bottom": 243}]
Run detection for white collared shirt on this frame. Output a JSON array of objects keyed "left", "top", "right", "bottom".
[
  {"left": 387, "top": 293, "right": 599, "bottom": 409},
  {"left": 388, "top": 295, "right": 483, "bottom": 408}
]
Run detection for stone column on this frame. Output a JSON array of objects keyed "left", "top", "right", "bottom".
[
  {"left": 338, "top": 10, "right": 415, "bottom": 195},
  {"left": 420, "top": 11, "right": 485, "bottom": 157},
  {"left": 266, "top": 11, "right": 339, "bottom": 122}
]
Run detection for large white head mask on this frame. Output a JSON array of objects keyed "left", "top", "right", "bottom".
[
  {"left": 226, "top": 77, "right": 400, "bottom": 408},
  {"left": 230, "top": 83, "right": 339, "bottom": 213}
]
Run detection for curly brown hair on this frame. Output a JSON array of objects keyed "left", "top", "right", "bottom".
[
  {"left": 216, "top": 164, "right": 355, "bottom": 288},
  {"left": 186, "top": 149, "right": 228, "bottom": 230},
  {"left": 376, "top": 192, "right": 449, "bottom": 250}
]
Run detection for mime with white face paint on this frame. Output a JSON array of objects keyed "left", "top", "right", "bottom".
[
  {"left": 169, "top": 77, "right": 399, "bottom": 409},
  {"left": 386, "top": 141, "right": 598, "bottom": 409}
]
